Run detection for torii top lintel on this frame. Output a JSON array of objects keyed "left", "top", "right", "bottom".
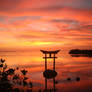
[{"left": 40, "top": 50, "right": 60, "bottom": 54}]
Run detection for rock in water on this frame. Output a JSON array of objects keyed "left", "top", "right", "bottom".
[{"left": 43, "top": 69, "right": 57, "bottom": 79}]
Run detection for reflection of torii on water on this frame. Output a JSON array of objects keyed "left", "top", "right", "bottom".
[
  {"left": 44, "top": 78, "right": 56, "bottom": 92},
  {"left": 40, "top": 50, "right": 60, "bottom": 92}
]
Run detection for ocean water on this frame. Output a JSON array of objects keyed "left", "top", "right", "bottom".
[{"left": 0, "top": 50, "right": 92, "bottom": 92}]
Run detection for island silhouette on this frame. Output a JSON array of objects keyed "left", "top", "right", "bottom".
[{"left": 69, "top": 49, "right": 92, "bottom": 57}]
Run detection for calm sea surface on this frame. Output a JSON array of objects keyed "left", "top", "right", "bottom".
[{"left": 0, "top": 50, "right": 92, "bottom": 92}]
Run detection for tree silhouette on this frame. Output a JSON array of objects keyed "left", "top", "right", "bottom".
[{"left": 0, "top": 58, "right": 33, "bottom": 92}]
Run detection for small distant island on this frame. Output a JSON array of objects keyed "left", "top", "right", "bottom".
[{"left": 69, "top": 49, "right": 92, "bottom": 57}]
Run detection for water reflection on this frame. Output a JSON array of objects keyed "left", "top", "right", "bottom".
[
  {"left": 0, "top": 51, "right": 92, "bottom": 92},
  {"left": 44, "top": 76, "right": 57, "bottom": 92},
  {"left": 71, "top": 54, "right": 92, "bottom": 57}
]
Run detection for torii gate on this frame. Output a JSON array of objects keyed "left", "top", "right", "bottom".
[
  {"left": 41, "top": 50, "right": 60, "bottom": 91},
  {"left": 40, "top": 50, "right": 60, "bottom": 71}
]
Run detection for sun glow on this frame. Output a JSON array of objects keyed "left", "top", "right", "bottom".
[{"left": 25, "top": 41, "right": 54, "bottom": 46}]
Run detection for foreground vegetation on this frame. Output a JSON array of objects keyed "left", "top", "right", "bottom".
[{"left": 0, "top": 58, "right": 33, "bottom": 92}]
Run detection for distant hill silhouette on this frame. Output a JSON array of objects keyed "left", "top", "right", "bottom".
[{"left": 69, "top": 49, "right": 92, "bottom": 57}]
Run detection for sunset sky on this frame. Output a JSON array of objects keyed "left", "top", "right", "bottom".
[{"left": 0, "top": 0, "right": 92, "bottom": 52}]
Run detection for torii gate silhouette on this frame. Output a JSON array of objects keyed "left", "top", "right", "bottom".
[
  {"left": 41, "top": 50, "right": 60, "bottom": 91},
  {"left": 40, "top": 50, "right": 60, "bottom": 71}
]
